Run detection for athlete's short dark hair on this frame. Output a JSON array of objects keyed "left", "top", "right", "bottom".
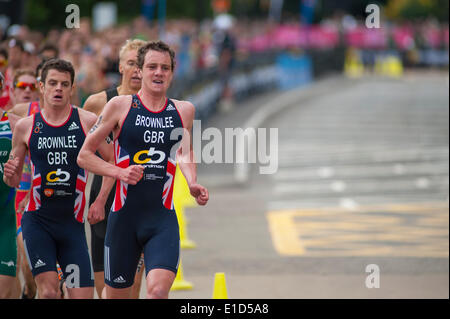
[
  {"left": 40, "top": 58, "right": 75, "bottom": 85},
  {"left": 137, "top": 40, "right": 176, "bottom": 71}
]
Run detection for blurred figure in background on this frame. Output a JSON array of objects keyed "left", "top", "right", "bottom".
[
  {"left": 9, "top": 69, "right": 39, "bottom": 107},
  {"left": 0, "top": 38, "right": 25, "bottom": 110},
  {"left": 38, "top": 43, "right": 59, "bottom": 61},
  {"left": 21, "top": 42, "right": 39, "bottom": 71},
  {"left": 216, "top": 28, "right": 236, "bottom": 113},
  {"left": 0, "top": 49, "right": 8, "bottom": 82},
  {"left": 77, "top": 46, "right": 109, "bottom": 107}
]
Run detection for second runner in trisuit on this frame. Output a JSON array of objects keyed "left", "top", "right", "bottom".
[
  {"left": 77, "top": 40, "right": 209, "bottom": 299},
  {"left": 3, "top": 59, "right": 113, "bottom": 299}
]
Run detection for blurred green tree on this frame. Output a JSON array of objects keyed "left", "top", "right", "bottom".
[
  {"left": 24, "top": 0, "right": 212, "bottom": 32},
  {"left": 386, "top": 0, "right": 449, "bottom": 22},
  {"left": 23, "top": 0, "right": 448, "bottom": 33}
]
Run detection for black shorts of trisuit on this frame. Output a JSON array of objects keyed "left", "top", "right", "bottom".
[
  {"left": 22, "top": 211, "right": 94, "bottom": 287},
  {"left": 89, "top": 173, "right": 116, "bottom": 273},
  {"left": 104, "top": 204, "right": 180, "bottom": 289}
]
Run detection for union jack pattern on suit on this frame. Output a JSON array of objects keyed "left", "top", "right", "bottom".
[
  {"left": 74, "top": 168, "right": 87, "bottom": 222},
  {"left": 26, "top": 161, "right": 41, "bottom": 211},
  {"left": 162, "top": 157, "right": 176, "bottom": 210},
  {"left": 112, "top": 140, "right": 129, "bottom": 211}
]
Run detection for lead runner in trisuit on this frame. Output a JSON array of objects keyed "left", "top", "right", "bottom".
[
  {"left": 83, "top": 38, "right": 146, "bottom": 299},
  {"left": 3, "top": 59, "right": 113, "bottom": 299},
  {"left": 78, "top": 40, "right": 209, "bottom": 299}
]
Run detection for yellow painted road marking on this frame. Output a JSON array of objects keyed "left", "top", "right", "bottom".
[
  {"left": 267, "top": 211, "right": 305, "bottom": 256},
  {"left": 267, "top": 202, "right": 449, "bottom": 257}
]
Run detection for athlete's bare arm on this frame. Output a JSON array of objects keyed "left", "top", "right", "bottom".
[
  {"left": 173, "top": 100, "right": 209, "bottom": 206},
  {"left": 78, "top": 108, "right": 113, "bottom": 163},
  {"left": 7, "top": 111, "right": 31, "bottom": 215},
  {"left": 77, "top": 95, "right": 144, "bottom": 185},
  {"left": 82, "top": 92, "right": 113, "bottom": 224},
  {"left": 78, "top": 107, "right": 115, "bottom": 224},
  {"left": 82, "top": 91, "right": 107, "bottom": 116},
  {"left": 9, "top": 102, "right": 30, "bottom": 118},
  {"left": 87, "top": 172, "right": 116, "bottom": 225},
  {"left": 2, "top": 116, "right": 33, "bottom": 188},
  {"left": 6, "top": 112, "right": 21, "bottom": 130}
]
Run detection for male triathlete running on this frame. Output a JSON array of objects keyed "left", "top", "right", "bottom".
[
  {"left": 3, "top": 59, "right": 112, "bottom": 299},
  {"left": 78, "top": 40, "right": 209, "bottom": 299}
]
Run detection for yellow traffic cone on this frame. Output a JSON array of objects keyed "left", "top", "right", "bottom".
[
  {"left": 175, "top": 200, "right": 196, "bottom": 249},
  {"left": 386, "top": 56, "right": 403, "bottom": 78},
  {"left": 174, "top": 165, "right": 197, "bottom": 208},
  {"left": 344, "top": 48, "right": 364, "bottom": 78},
  {"left": 171, "top": 259, "right": 193, "bottom": 291},
  {"left": 212, "top": 272, "right": 228, "bottom": 299}
]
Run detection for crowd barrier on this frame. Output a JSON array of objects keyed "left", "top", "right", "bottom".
[{"left": 169, "top": 47, "right": 347, "bottom": 121}]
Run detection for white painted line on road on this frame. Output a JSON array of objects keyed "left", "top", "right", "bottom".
[
  {"left": 393, "top": 164, "right": 406, "bottom": 175},
  {"left": 233, "top": 75, "right": 349, "bottom": 184},
  {"left": 277, "top": 148, "right": 449, "bottom": 165},
  {"left": 233, "top": 88, "right": 301, "bottom": 184},
  {"left": 339, "top": 198, "right": 360, "bottom": 210},
  {"left": 317, "top": 167, "right": 335, "bottom": 178},
  {"left": 415, "top": 178, "right": 430, "bottom": 189},
  {"left": 272, "top": 163, "right": 449, "bottom": 181},
  {"left": 273, "top": 177, "right": 449, "bottom": 195},
  {"left": 267, "top": 195, "right": 449, "bottom": 211},
  {"left": 331, "top": 181, "right": 347, "bottom": 193}
]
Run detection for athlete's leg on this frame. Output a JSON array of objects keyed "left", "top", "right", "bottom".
[
  {"left": 0, "top": 275, "right": 20, "bottom": 299},
  {"left": 130, "top": 254, "right": 145, "bottom": 299},
  {"left": 34, "top": 271, "right": 61, "bottom": 299},
  {"left": 90, "top": 215, "right": 108, "bottom": 298},
  {"left": 12, "top": 273, "right": 21, "bottom": 298},
  {"left": 89, "top": 175, "right": 114, "bottom": 298},
  {"left": 21, "top": 213, "right": 60, "bottom": 299},
  {"left": 105, "top": 285, "right": 133, "bottom": 299},
  {"left": 17, "top": 232, "right": 36, "bottom": 298},
  {"left": 146, "top": 269, "right": 175, "bottom": 299},
  {"left": 104, "top": 209, "right": 142, "bottom": 298},
  {"left": 94, "top": 271, "right": 105, "bottom": 298},
  {"left": 66, "top": 287, "right": 94, "bottom": 299},
  {"left": 91, "top": 227, "right": 105, "bottom": 298},
  {"left": 142, "top": 210, "right": 179, "bottom": 299},
  {"left": 56, "top": 222, "right": 94, "bottom": 299},
  {"left": 0, "top": 191, "right": 20, "bottom": 298}
]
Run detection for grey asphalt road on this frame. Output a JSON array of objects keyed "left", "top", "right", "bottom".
[{"left": 165, "top": 70, "right": 449, "bottom": 299}]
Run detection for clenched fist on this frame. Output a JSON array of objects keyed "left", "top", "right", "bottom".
[
  {"left": 3, "top": 155, "right": 21, "bottom": 188},
  {"left": 117, "top": 165, "right": 145, "bottom": 185},
  {"left": 189, "top": 183, "right": 209, "bottom": 206}
]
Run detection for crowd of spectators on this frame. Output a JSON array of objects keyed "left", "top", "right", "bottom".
[{"left": 1, "top": 14, "right": 448, "bottom": 109}]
